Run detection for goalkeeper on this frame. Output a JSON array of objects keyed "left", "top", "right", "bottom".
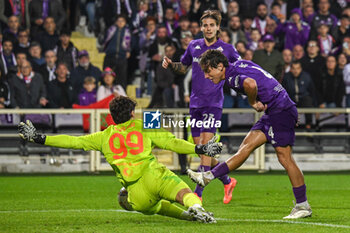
[{"left": 18, "top": 96, "right": 222, "bottom": 223}]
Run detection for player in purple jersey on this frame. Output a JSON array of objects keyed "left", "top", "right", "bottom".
[
  {"left": 162, "top": 10, "right": 240, "bottom": 204},
  {"left": 187, "top": 49, "right": 312, "bottom": 219}
]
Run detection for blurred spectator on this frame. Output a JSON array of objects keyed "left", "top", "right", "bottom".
[
  {"left": 275, "top": 8, "right": 310, "bottom": 51},
  {"left": 61, "top": 0, "right": 80, "bottom": 31},
  {"left": 54, "top": 29, "right": 78, "bottom": 71},
  {"left": 251, "top": 3, "right": 268, "bottom": 36},
  {"left": 38, "top": 50, "right": 57, "bottom": 86},
  {"left": 242, "top": 16, "right": 253, "bottom": 41},
  {"left": 29, "top": 0, "right": 66, "bottom": 33},
  {"left": 228, "top": 15, "right": 247, "bottom": 45},
  {"left": 222, "top": 0, "right": 240, "bottom": 26},
  {"left": 132, "top": 0, "right": 163, "bottom": 31},
  {"left": 236, "top": 0, "right": 265, "bottom": 18},
  {"left": 8, "top": 60, "right": 48, "bottom": 108},
  {"left": 335, "top": 14, "right": 350, "bottom": 46},
  {"left": 47, "top": 62, "right": 77, "bottom": 108},
  {"left": 282, "top": 61, "right": 315, "bottom": 129},
  {"left": 70, "top": 50, "right": 101, "bottom": 93},
  {"left": 97, "top": 67, "right": 126, "bottom": 101},
  {"left": 282, "top": 48, "right": 293, "bottom": 73},
  {"left": 14, "top": 28, "right": 30, "bottom": 56},
  {"left": 0, "top": 39, "right": 17, "bottom": 75},
  {"left": 269, "top": 2, "right": 285, "bottom": 24},
  {"left": 172, "top": 15, "right": 191, "bottom": 46},
  {"left": 235, "top": 41, "right": 247, "bottom": 57},
  {"left": 220, "top": 28, "right": 232, "bottom": 44},
  {"left": 175, "top": 0, "right": 198, "bottom": 21},
  {"left": 292, "top": 44, "right": 305, "bottom": 60},
  {"left": 164, "top": 7, "right": 177, "bottom": 37},
  {"left": 302, "top": 5, "right": 315, "bottom": 25},
  {"left": 319, "top": 56, "right": 345, "bottom": 108},
  {"left": 103, "top": 14, "right": 131, "bottom": 89},
  {"left": 193, "top": 0, "right": 218, "bottom": 18},
  {"left": 309, "top": 0, "right": 338, "bottom": 39},
  {"left": 0, "top": 0, "right": 30, "bottom": 29},
  {"left": 78, "top": 76, "right": 97, "bottom": 106},
  {"left": 6, "top": 51, "right": 27, "bottom": 78},
  {"left": 29, "top": 42, "right": 45, "bottom": 72},
  {"left": 338, "top": 53, "right": 348, "bottom": 70},
  {"left": 84, "top": 0, "right": 97, "bottom": 33},
  {"left": 102, "top": 0, "right": 134, "bottom": 29},
  {"left": 33, "top": 17, "right": 59, "bottom": 54},
  {"left": 253, "top": 34, "right": 284, "bottom": 81},
  {"left": 0, "top": 69, "right": 10, "bottom": 108},
  {"left": 243, "top": 49, "right": 253, "bottom": 60},
  {"left": 189, "top": 20, "right": 202, "bottom": 39},
  {"left": 343, "top": 57, "right": 350, "bottom": 107},
  {"left": 148, "top": 44, "right": 176, "bottom": 108},
  {"left": 341, "top": 35, "right": 350, "bottom": 58},
  {"left": 247, "top": 28, "right": 261, "bottom": 51},
  {"left": 2, "top": 15, "right": 20, "bottom": 46},
  {"left": 316, "top": 23, "right": 336, "bottom": 56}
]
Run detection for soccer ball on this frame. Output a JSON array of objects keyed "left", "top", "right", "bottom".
[{"left": 118, "top": 187, "right": 133, "bottom": 211}]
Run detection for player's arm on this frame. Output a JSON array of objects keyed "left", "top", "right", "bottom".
[
  {"left": 243, "top": 78, "right": 267, "bottom": 112},
  {"left": 18, "top": 120, "right": 102, "bottom": 151},
  {"left": 162, "top": 56, "right": 189, "bottom": 75}
]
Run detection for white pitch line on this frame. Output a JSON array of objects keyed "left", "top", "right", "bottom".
[{"left": 0, "top": 209, "right": 349, "bottom": 229}]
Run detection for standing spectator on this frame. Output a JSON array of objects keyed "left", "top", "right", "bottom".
[
  {"left": 47, "top": 62, "right": 77, "bottom": 108},
  {"left": 343, "top": 57, "right": 350, "bottom": 107},
  {"left": 14, "top": 28, "right": 30, "bottom": 56},
  {"left": 8, "top": 60, "right": 48, "bottom": 108},
  {"left": 164, "top": 7, "right": 178, "bottom": 37},
  {"left": 28, "top": 42, "right": 45, "bottom": 72},
  {"left": 34, "top": 17, "right": 59, "bottom": 54},
  {"left": 0, "top": 0, "right": 30, "bottom": 29},
  {"left": 70, "top": 50, "right": 102, "bottom": 93},
  {"left": 227, "top": 15, "right": 247, "bottom": 45},
  {"left": 103, "top": 14, "right": 131, "bottom": 90},
  {"left": 242, "top": 16, "right": 253, "bottom": 41},
  {"left": 282, "top": 61, "right": 315, "bottom": 129},
  {"left": 319, "top": 56, "right": 345, "bottom": 108},
  {"left": 172, "top": 15, "right": 191, "bottom": 47},
  {"left": 222, "top": 0, "right": 240, "bottom": 27},
  {"left": 247, "top": 28, "right": 261, "bottom": 51},
  {"left": 335, "top": 14, "right": 350, "bottom": 46},
  {"left": 338, "top": 53, "right": 348, "bottom": 71},
  {"left": 292, "top": 44, "right": 305, "bottom": 60},
  {"left": 97, "top": 67, "right": 126, "bottom": 101},
  {"left": 2, "top": 15, "right": 20, "bottom": 46},
  {"left": 251, "top": 3, "right": 268, "bottom": 36},
  {"left": 0, "top": 39, "right": 17, "bottom": 76},
  {"left": 38, "top": 50, "right": 57, "bottom": 86},
  {"left": 0, "top": 69, "right": 10, "bottom": 109},
  {"left": 243, "top": 49, "right": 254, "bottom": 60},
  {"left": 275, "top": 8, "right": 310, "bottom": 51},
  {"left": 102, "top": 0, "right": 134, "bottom": 29},
  {"left": 269, "top": 2, "right": 285, "bottom": 25},
  {"left": 189, "top": 20, "right": 202, "bottom": 39},
  {"left": 253, "top": 34, "right": 284, "bottom": 81},
  {"left": 302, "top": 5, "right": 315, "bottom": 25},
  {"left": 78, "top": 76, "right": 97, "bottom": 106},
  {"left": 309, "top": 0, "right": 338, "bottom": 39},
  {"left": 54, "top": 29, "right": 78, "bottom": 71},
  {"left": 132, "top": 0, "right": 162, "bottom": 31},
  {"left": 29, "top": 0, "right": 66, "bottom": 33},
  {"left": 316, "top": 23, "right": 336, "bottom": 56},
  {"left": 282, "top": 48, "right": 293, "bottom": 74}
]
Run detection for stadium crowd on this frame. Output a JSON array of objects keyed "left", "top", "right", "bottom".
[{"left": 0, "top": 0, "right": 350, "bottom": 128}]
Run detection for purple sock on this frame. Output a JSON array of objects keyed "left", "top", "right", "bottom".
[
  {"left": 212, "top": 163, "right": 231, "bottom": 185},
  {"left": 293, "top": 184, "right": 307, "bottom": 203},
  {"left": 194, "top": 165, "right": 211, "bottom": 197},
  {"left": 211, "top": 162, "right": 230, "bottom": 178}
]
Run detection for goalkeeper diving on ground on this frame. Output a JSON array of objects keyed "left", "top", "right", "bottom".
[{"left": 18, "top": 96, "right": 223, "bottom": 223}]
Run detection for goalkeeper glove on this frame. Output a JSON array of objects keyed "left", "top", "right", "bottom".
[
  {"left": 195, "top": 136, "right": 223, "bottom": 157},
  {"left": 18, "top": 120, "right": 46, "bottom": 144}
]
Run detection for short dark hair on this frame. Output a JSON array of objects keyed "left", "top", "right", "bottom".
[
  {"left": 199, "top": 49, "right": 229, "bottom": 73},
  {"left": 291, "top": 60, "right": 302, "bottom": 68},
  {"left": 109, "top": 96, "right": 136, "bottom": 124}
]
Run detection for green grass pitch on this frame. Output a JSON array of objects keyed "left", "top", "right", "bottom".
[{"left": 1, "top": 171, "right": 350, "bottom": 233}]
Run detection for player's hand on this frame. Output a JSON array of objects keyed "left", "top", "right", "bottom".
[
  {"left": 162, "top": 56, "right": 172, "bottom": 69},
  {"left": 18, "top": 120, "right": 46, "bottom": 144},
  {"left": 195, "top": 136, "right": 223, "bottom": 157},
  {"left": 252, "top": 101, "right": 267, "bottom": 112}
]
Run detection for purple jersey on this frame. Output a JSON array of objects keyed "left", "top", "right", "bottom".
[
  {"left": 225, "top": 60, "right": 295, "bottom": 114},
  {"left": 181, "top": 38, "right": 241, "bottom": 108}
]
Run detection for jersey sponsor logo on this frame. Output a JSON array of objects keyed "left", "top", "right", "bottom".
[
  {"left": 195, "top": 45, "right": 201, "bottom": 49},
  {"left": 238, "top": 63, "right": 248, "bottom": 68},
  {"left": 216, "top": 46, "right": 223, "bottom": 52},
  {"left": 143, "top": 110, "right": 161, "bottom": 129}
]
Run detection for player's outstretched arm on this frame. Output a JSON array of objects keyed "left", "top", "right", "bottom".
[
  {"left": 162, "top": 56, "right": 189, "bottom": 75},
  {"left": 18, "top": 120, "right": 46, "bottom": 144}
]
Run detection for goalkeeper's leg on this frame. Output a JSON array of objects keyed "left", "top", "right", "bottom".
[{"left": 152, "top": 200, "right": 193, "bottom": 221}]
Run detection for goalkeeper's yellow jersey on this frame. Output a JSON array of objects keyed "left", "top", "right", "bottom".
[{"left": 45, "top": 119, "right": 196, "bottom": 186}]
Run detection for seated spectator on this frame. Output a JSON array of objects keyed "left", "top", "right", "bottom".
[
  {"left": 251, "top": 3, "right": 268, "bottom": 36},
  {"left": 292, "top": 44, "right": 305, "bottom": 60},
  {"left": 242, "top": 16, "right": 253, "bottom": 41},
  {"left": 0, "top": 39, "right": 17, "bottom": 76},
  {"left": 70, "top": 50, "right": 102, "bottom": 93},
  {"left": 275, "top": 8, "right": 310, "bottom": 51},
  {"left": 38, "top": 50, "right": 57, "bottom": 86},
  {"left": 47, "top": 62, "right": 77, "bottom": 108},
  {"left": 253, "top": 34, "right": 284, "bottom": 81},
  {"left": 14, "top": 28, "right": 30, "bottom": 56},
  {"left": 164, "top": 7, "right": 178, "bottom": 37},
  {"left": 0, "top": 0, "right": 30, "bottom": 29},
  {"left": 316, "top": 23, "right": 336, "bottom": 57},
  {"left": 282, "top": 61, "right": 315, "bottom": 129},
  {"left": 227, "top": 15, "right": 247, "bottom": 45},
  {"left": 243, "top": 49, "right": 253, "bottom": 60},
  {"left": 6, "top": 51, "right": 27, "bottom": 78},
  {"left": 97, "top": 67, "right": 126, "bottom": 101},
  {"left": 2, "top": 15, "right": 20, "bottom": 46},
  {"left": 220, "top": 28, "right": 232, "bottom": 44},
  {"left": 235, "top": 41, "right": 247, "bottom": 58},
  {"left": 78, "top": 76, "right": 97, "bottom": 106},
  {"left": 282, "top": 49, "right": 293, "bottom": 74},
  {"left": 269, "top": 2, "right": 285, "bottom": 24},
  {"left": 319, "top": 56, "right": 345, "bottom": 108},
  {"left": 29, "top": 42, "right": 45, "bottom": 72},
  {"left": 33, "top": 17, "right": 59, "bottom": 54},
  {"left": 247, "top": 28, "right": 261, "bottom": 51},
  {"left": 302, "top": 5, "right": 315, "bottom": 25},
  {"left": 54, "top": 29, "right": 77, "bottom": 71},
  {"left": 8, "top": 60, "right": 48, "bottom": 108}
]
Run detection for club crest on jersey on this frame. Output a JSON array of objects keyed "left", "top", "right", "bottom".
[
  {"left": 193, "top": 57, "right": 200, "bottom": 63},
  {"left": 195, "top": 45, "right": 201, "bottom": 50},
  {"left": 216, "top": 46, "right": 223, "bottom": 52}
]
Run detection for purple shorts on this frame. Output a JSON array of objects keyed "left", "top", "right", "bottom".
[
  {"left": 189, "top": 107, "right": 222, "bottom": 137},
  {"left": 251, "top": 106, "right": 298, "bottom": 147}
]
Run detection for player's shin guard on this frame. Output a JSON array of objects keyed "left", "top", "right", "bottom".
[
  {"left": 194, "top": 165, "right": 210, "bottom": 197},
  {"left": 183, "top": 193, "right": 202, "bottom": 208},
  {"left": 157, "top": 200, "right": 192, "bottom": 220},
  {"left": 212, "top": 162, "right": 231, "bottom": 185}
]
